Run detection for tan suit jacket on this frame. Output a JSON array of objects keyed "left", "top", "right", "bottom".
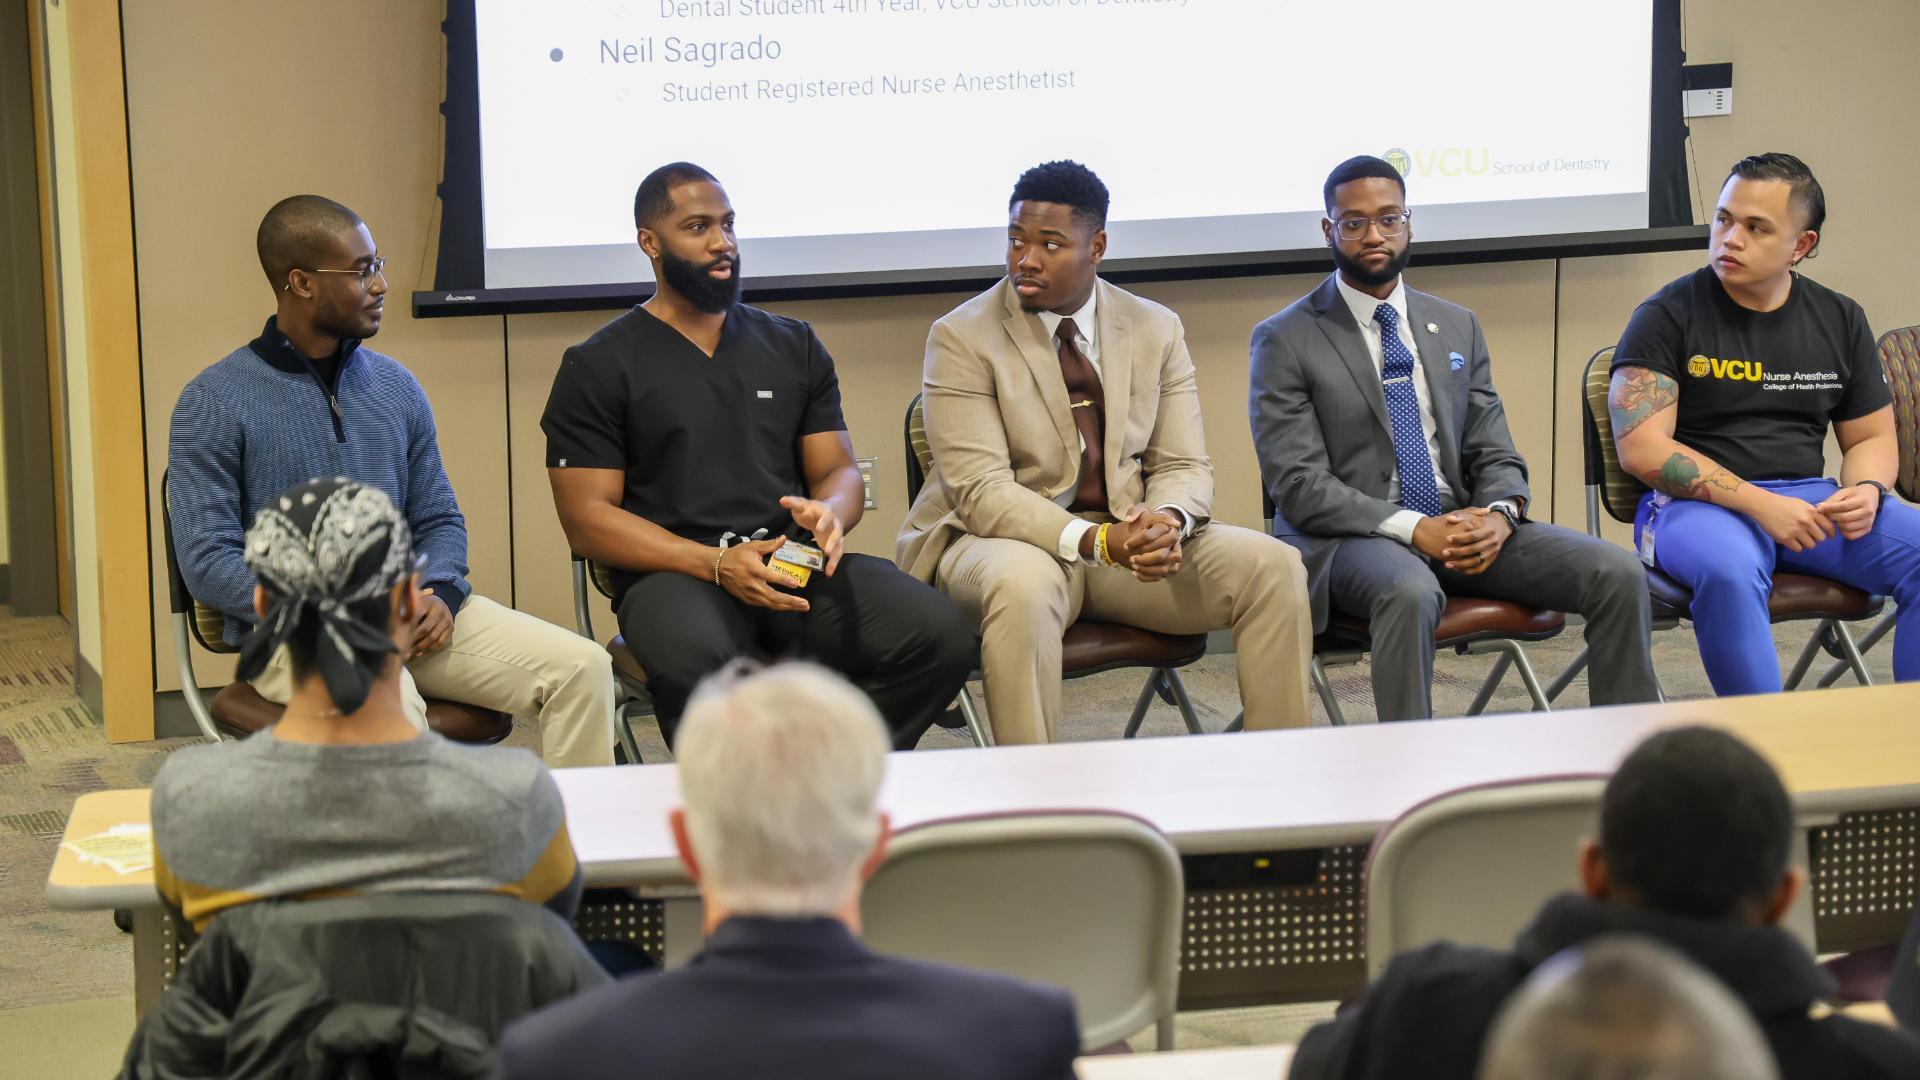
[{"left": 896, "top": 277, "right": 1213, "bottom": 582}]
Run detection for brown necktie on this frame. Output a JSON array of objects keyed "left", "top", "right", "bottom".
[{"left": 1056, "top": 317, "right": 1107, "bottom": 512}]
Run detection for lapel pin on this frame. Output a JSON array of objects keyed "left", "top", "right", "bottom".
[{"left": 1425, "top": 322, "right": 1439, "bottom": 334}]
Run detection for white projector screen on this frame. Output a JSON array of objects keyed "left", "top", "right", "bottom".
[{"left": 433, "top": 0, "right": 1682, "bottom": 309}]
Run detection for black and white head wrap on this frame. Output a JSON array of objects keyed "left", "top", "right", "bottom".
[{"left": 234, "top": 477, "right": 415, "bottom": 715}]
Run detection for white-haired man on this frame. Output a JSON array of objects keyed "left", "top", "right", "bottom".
[{"left": 492, "top": 661, "right": 1081, "bottom": 1080}]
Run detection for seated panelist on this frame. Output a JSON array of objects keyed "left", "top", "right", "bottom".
[
  {"left": 168, "top": 196, "right": 616, "bottom": 766},
  {"left": 896, "top": 160, "right": 1313, "bottom": 745},
  {"left": 1250, "top": 156, "right": 1657, "bottom": 722},
  {"left": 543, "top": 163, "right": 974, "bottom": 748},
  {"left": 1610, "top": 152, "right": 1920, "bottom": 696}
]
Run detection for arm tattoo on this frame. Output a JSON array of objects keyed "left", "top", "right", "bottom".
[
  {"left": 1608, "top": 367, "right": 1679, "bottom": 440},
  {"left": 1640, "top": 453, "right": 1744, "bottom": 501}
]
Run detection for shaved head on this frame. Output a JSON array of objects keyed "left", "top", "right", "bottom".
[{"left": 257, "top": 195, "right": 364, "bottom": 290}]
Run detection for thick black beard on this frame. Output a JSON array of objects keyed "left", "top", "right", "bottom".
[
  {"left": 1330, "top": 243, "right": 1411, "bottom": 290},
  {"left": 659, "top": 249, "right": 741, "bottom": 313}
]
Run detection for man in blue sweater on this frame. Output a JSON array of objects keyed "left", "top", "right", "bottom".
[{"left": 168, "top": 195, "right": 616, "bottom": 767}]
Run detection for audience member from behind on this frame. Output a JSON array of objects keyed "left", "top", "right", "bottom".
[
  {"left": 169, "top": 195, "right": 615, "bottom": 766},
  {"left": 493, "top": 661, "right": 1081, "bottom": 1080},
  {"left": 152, "top": 479, "right": 583, "bottom": 935},
  {"left": 1478, "top": 936, "right": 1778, "bottom": 1080},
  {"left": 1290, "top": 726, "right": 1920, "bottom": 1080}
]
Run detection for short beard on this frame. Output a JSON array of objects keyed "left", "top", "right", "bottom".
[
  {"left": 314, "top": 301, "right": 375, "bottom": 342},
  {"left": 658, "top": 249, "right": 741, "bottom": 314},
  {"left": 1330, "top": 243, "right": 1411, "bottom": 290}
]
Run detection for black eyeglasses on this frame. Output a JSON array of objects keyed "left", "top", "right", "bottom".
[
  {"left": 286, "top": 256, "right": 387, "bottom": 291},
  {"left": 1329, "top": 212, "right": 1412, "bottom": 240}
]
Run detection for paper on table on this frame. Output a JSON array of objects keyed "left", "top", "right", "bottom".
[{"left": 61, "top": 823, "right": 154, "bottom": 875}]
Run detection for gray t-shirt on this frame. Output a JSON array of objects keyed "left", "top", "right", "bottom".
[{"left": 151, "top": 729, "right": 579, "bottom": 930}]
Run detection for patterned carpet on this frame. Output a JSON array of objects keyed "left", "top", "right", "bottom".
[{"left": 0, "top": 604, "right": 1899, "bottom": 1015}]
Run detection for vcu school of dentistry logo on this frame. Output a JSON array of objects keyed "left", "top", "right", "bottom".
[
  {"left": 1688, "top": 354, "right": 1764, "bottom": 381},
  {"left": 1383, "top": 148, "right": 1412, "bottom": 176}
]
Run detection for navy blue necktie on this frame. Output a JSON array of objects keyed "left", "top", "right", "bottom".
[{"left": 1372, "top": 302, "right": 1443, "bottom": 516}]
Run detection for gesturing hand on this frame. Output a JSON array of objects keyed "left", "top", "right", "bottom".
[
  {"left": 717, "top": 538, "right": 811, "bottom": 612},
  {"left": 779, "top": 495, "right": 844, "bottom": 576},
  {"left": 1815, "top": 484, "right": 1880, "bottom": 542}
]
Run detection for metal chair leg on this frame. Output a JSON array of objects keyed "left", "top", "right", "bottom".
[
  {"left": 1224, "top": 712, "right": 1244, "bottom": 733},
  {"left": 1544, "top": 644, "right": 1590, "bottom": 705},
  {"left": 1162, "top": 669, "right": 1205, "bottom": 736},
  {"left": 1155, "top": 1013, "right": 1175, "bottom": 1052},
  {"left": 1784, "top": 619, "right": 1834, "bottom": 690},
  {"left": 1123, "top": 671, "right": 1159, "bottom": 738},
  {"left": 1311, "top": 656, "right": 1346, "bottom": 726},
  {"left": 172, "top": 612, "right": 222, "bottom": 743},
  {"left": 614, "top": 700, "right": 644, "bottom": 765},
  {"left": 1466, "top": 649, "right": 1516, "bottom": 715},
  {"left": 1817, "top": 612, "right": 1892, "bottom": 688},
  {"left": 1831, "top": 620, "right": 1876, "bottom": 688},
  {"left": 955, "top": 686, "right": 990, "bottom": 748},
  {"left": 1504, "top": 640, "right": 1554, "bottom": 711}
]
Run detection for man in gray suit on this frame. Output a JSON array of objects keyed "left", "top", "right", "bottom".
[{"left": 1248, "top": 156, "right": 1656, "bottom": 721}]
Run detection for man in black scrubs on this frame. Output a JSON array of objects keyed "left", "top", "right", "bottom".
[{"left": 543, "top": 162, "right": 975, "bottom": 747}]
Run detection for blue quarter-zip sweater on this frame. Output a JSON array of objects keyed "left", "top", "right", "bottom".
[{"left": 168, "top": 317, "right": 472, "bottom": 647}]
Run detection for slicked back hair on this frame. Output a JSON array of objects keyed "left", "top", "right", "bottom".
[
  {"left": 1009, "top": 159, "right": 1109, "bottom": 235},
  {"left": 1600, "top": 727, "right": 1794, "bottom": 920},
  {"left": 634, "top": 161, "right": 720, "bottom": 230},
  {"left": 257, "top": 195, "right": 364, "bottom": 290},
  {"left": 1323, "top": 155, "right": 1407, "bottom": 214},
  {"left": 1727, "top": 152, "right": 1826, "bottom": 256}
]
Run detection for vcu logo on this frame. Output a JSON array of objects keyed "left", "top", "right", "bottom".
[{"left": 1687, "top": 354, "right": 1763, "bottom": 381}]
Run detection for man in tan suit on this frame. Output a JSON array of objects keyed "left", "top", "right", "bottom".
[{"left": 897, "top": 161, "right": 1313, "bottom": 744}]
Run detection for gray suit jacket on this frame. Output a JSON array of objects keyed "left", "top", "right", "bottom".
[{"left": 1248, "top": 274, "right": 1529, "bottom": 632}]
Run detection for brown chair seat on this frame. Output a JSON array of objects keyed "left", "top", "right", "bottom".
[
  {"left": 209, "top": 682, "right": 511, "bottom": 745},
  {"left": 1324, "top": 597, "right": 1565, "bottom": 653},
  {"left": 1645, "top": 567, "right": 1884, "bottom": 623},
  {"left": 1061, "top": 621, "right": 1208, "bottom": 679}
]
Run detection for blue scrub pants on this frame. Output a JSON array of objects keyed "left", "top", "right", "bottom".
[{"left": 1635, "top": 478, "right": 1920, "bottom": 695}]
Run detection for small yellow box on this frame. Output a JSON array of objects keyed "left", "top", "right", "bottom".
[{"left": 768, "top": 540, "right": 825, "bottom": 588}]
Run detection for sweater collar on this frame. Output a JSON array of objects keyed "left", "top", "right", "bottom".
[
  {"left": 695, "top": 916, "right": 873, "bottom": 971},
  {"left": 1513, "top": 893, "right": 1832, "bottom": 1017},
  {"left": 248, "top": 315, "right": 362, "bottom": 376}
]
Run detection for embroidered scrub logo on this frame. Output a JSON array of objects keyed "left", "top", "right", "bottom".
[
  {"left": 1688, "top": 354, "right": 1763, "bottom": 381},
  {"left": 1382, "top": 148, "right": 1412, "bottom": 176}
]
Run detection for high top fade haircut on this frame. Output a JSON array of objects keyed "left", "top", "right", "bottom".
[
  {"left": 1727, "top": 152, "right": 1826, "bottom": 256},
  {"left": 634, "top": 161, "right": 721, "bottom": 230},
  {"left": 1009, "top": 160, "right": 1109, "bottom": 235},
  {"left": 257, "top": 195, "right": 364, "bottom": 290},
  {"left": 1600, "top": 726, "right": 1793, "bottom": 921},
  {"left": 1323, "top": 155, "right": 1407, "bottom": 215}
]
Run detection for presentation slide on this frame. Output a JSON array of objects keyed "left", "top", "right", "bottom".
[{"left": 473, "top": 0, "right": 1653, "bottom": 290}]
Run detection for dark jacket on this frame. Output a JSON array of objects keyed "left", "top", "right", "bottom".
[
  {"left": 121, "top": 893, "right": 609, "bottom": 1079},
  {"left": 493, "top": 916, "right": 1082, "bottom": 1080},
  {"left": 1291, "top": 893, "right": 1920, "bottom": 1080}
]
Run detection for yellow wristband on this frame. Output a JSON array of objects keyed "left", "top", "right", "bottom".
[{"left": 1095, "top": 522, "right": 1112, "bottom": 567}]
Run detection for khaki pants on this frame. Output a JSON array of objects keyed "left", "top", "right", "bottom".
[
  {"left": 252, "top": 594, "right": 616, "bottom": 767},
  {"left": 935, "top": 523, "right": 1313, "bottom": 744}
]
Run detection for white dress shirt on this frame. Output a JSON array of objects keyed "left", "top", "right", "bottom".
[
  {"left": 1036, "top": 291, "right": 1195, "bottom": 563},
  {"left": 1335, "top": 275, "right": 1455, "bottom": 545}
]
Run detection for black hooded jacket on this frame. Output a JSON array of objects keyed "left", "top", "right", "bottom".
[{"left": 1291, "top": 893, "right": 1920, "bottom": 1080}]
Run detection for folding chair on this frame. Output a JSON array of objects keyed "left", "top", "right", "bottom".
[
  {"left": 569, "top": 556, "right": 651, "bottom": 765},
  {"left": 904, "top": 394, "right": 1214, "bottom": 747},
  {"left": 1543, "top": 347, "right": 1883, "bottom": 700},
  {"left": 862, "top": 811, "right": 1184, "bottom": 1052},
  {"left": 160, "top": 471, "right": 510, "bottom": 744}
]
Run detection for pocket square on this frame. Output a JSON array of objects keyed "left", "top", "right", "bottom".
[{"left": 1448, "top": 351, "right": 1466, "bottom": 371}]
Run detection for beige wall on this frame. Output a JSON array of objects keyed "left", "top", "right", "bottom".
[{"left": 127, "top": 0, "right": 1920, "bottom": 692}]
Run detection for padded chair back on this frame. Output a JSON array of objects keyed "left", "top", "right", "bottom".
[
  {"left": 1583, "top": 346, "right": 1649, "bottom": 526},
  {"left": 1365, "top": 776, "right": 1607, "bottom": 978},
  {"left": 159, "top": 470, "right": 237, "bottom": 654},
  {"left": 904, "top": 392, "right": 933, "bottom": 505},
  {"left": 862, "top": 811, "right": 1185, "bottom": 1052},
  {"left": 1879, "top": 325, "right": 1920, "bottom": 503}
]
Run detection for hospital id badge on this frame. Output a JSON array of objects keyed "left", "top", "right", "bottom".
[{"left": 768, "top": 539, "right": 825, "bottom": 588}]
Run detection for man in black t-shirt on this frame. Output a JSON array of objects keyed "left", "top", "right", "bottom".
[
  {"left": 1609, "top": 153, "right": 1918, "bottom": 695},
  {"left": 542, "top": 162, "right": 974, "bottom": 746}
]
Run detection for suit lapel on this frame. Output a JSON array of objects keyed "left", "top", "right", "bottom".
[
  {"left": 1094, "top": 280, "right": 1132, "bottom": 508},
  {"left": 1407, "top": 290, "right": 1464, "bottom": 489},
  {"left": 1000, "top": 282, "right": 1076, "bottom": 455},
  {"left": 1308, "top": 276, "right": 1391, "bottom": 435}
]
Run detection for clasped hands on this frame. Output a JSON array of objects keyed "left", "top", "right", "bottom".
[
  {"left": 1413, "top": 507, "right": 1512, "bottom": 576},
  {"left": 713, "top": 495, "right": 846, "bottom": 612},
  {"left": 1093, "top": 504, "right": 1186, "bottom": 582}
]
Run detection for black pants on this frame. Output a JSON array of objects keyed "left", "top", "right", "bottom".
[{"left": 617, "top": 553, "right": 975, "bottom": 748}]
